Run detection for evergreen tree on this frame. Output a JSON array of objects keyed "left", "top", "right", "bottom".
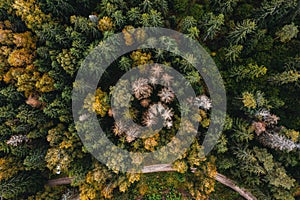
[{"left": 228, "top": 19, "right": 257, "bottom": 44}]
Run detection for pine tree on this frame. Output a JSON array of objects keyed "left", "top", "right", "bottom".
[
  {"left": 228, "top": 19, "right": 256, "bottom": 44},
  {"left": 269, "top": 70, "right": 300, "bottom": 85},
  {"left": 224, "top": 44, "right": 243, "bottom": 63},
  {"left": 229, "top": 63, "right": 267, "bottom": 81},
  {"left": 181, "top": 16, "right": 197, "bottom": 33},
  {"left": 202, "top": 13, "right": 224, "bottom": 41},
  {"left": 259, "top": 131, "right": 300, "bottom": 152},
  {"left": 212, "top": 0, "right": 240, "bottom": 14},
  {"left": 140, "top": 9, "right": 163, "bottom": 27},
  {"left": 0, "top": 172, "right": 45, "bottom": 199},
  {"left": 276, "top": 23, "right": 299, "bottom": 42},
  {"left": 127, "top": 7, "right": 141, "bottom": 23},
  {"left": 257, "top": 0, "right": 297, "bottom": 26}
]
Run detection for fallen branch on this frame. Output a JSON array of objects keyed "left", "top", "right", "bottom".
[
  {"left": 215, "top": 173, "right": 257, "bottom": 200},
  {"left": 46, "top": 177, "right": 73, "bottom": 187},
  {"left": 46, "top": 164, "right": 257, "bottom": 200}
]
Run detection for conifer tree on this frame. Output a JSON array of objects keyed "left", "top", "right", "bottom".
[{"left": 228, "top": 19, "right": 257, "bottom": 44}]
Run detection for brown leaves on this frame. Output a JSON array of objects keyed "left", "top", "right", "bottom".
[
  {"left": 252, "top": 121, "right": 266, "bottom": 136},
  {"left": 26, "top": 95, "right": 42, "bottom": 108}
]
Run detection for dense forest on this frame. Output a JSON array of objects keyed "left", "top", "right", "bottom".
[{"left": 0, "top": 0, "right": 299, "bottom": 199}]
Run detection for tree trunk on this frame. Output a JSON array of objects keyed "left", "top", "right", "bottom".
[{"left": 46, "top": 177, "right": 73, "bottom": 187}]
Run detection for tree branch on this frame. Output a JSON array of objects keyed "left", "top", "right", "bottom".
[
  {"left": 46, "top": 177, "right": 73, "bottom": 187},
  {"left": 214, "top": 173, "right": 257, "bottom": 200}
]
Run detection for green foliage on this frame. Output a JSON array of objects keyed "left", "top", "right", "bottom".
[
  {"left": 269, "top": 70, "right": 300, "bottom": 85},
  {"left": 229, "top": 63, "right": 267, "bottom": 81},
  {"left": 56, "top": 49, "right": 78, "bottom": 76},
  {"left": 119, "top": 172, "right": 185, "bottom": 200},
  {"left": 23, "top": 148, "right": 47, "bottom": 171},
  {"left": 224, "top": 44, "right": 243, "bottom": 63},
  {"left": 181, "top": 16, "right": 197, "bottom": 32},
  {"left": 257, "top": 0, "right": 298, "bottom": 26},
  {"left": 140, "top": 9, "right": 163, "bottom": 27},
  {"left": 211, "top": 0, "right": 240, "bottom": 14},
  {"left": 202, "top": 13, "right": 224, "bottom": 41},
  {"left": 0, "top": 0, "right": 299, "bottom": 199},
  {"left": 209, "top": 182, "right": 241, "bottom": 200},
  {"left": 228, "top": 19, "right": 257, "bottom": 44},
  {"left": 0, "top": 172, "right": 45, "bottom": 199},
  {"left": 276, "top": 23, "right": 299, "bottom": 42},
  {"left": 173, "top": 0, "right": 188, "bottom": 13},
  {"left": 39, "top": 0, "right": 75, "bottom": 20},
  {"left": 232, "top": 118, "right": 254, "bottom": 143},
  {"left": 70, "top": 15, "right": 100, "bottom": 39},
  {"left": 127, "top": 7, "right": 141, "bottom": 23}
]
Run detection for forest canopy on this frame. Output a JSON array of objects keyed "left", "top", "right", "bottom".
[{"left": 0, "top": 0, "right": 299, "bottom": 199}]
